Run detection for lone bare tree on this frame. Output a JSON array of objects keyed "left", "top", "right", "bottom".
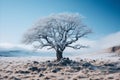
[{"left": 22, "top": 13, "right": 91, "bottom": 61}]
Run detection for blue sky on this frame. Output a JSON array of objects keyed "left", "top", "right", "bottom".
[{"left": 0, "top": 0, "right": 120, "bottom": 44}]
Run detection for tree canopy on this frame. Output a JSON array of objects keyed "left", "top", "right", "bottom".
[{"left": 22, "top": 13, "right": 91, "bottom": 60}]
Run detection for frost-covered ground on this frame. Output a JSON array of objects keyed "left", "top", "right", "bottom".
[
  {"left": 0, "top": 47, "right": 120, "bottom": 80},
  {"left": 75, "top": 52, "right": 120, "bottom": 61},
  {"left": 0, "top": 52, "right": 119, "bottom": 62},
  {"left": 0, "top": 49, "right": 119, "bottom": 62},
  {"left": 0, "top": 53, "right": 120, "bottom": 80}
]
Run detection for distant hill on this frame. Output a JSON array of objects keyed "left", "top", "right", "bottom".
[
  {"left": 0, "top": 49, "right": 35, "bottom": 57},
  {"left": 104, "top": 45, "right": 120, "bottom": 55},
  {"left": 0, "top": 47, "right": 54, "bottom": 57}
]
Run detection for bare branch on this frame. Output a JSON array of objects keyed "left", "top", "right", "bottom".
[
  {"left": 22, "top": 13, "right": 91, "bottom": 53},
  {"left": 67, "top": 45, "right": 89, "bottom": 49}
]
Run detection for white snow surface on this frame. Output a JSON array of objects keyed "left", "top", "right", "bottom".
[{"left": 0, "top": 52, "right": 119, "bottom": 63}]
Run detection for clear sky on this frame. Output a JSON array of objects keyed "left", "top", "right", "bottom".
[{"left": 0, "top": 0, "right": 120, "bottom": 44}]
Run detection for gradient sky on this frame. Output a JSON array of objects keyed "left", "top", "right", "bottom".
[{"left": 0, "top": 0, "right": 120, "bottom": 44}]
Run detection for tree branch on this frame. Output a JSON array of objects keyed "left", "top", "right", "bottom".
[{"left": 67, "top": 44, "right": 89, "bottom": 49}]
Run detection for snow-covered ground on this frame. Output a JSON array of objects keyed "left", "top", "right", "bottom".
[
  {"left": 75, "top": 52, "right": 120, "bottom": 61},
  {"left": 0, "top": 52, "right": 119, "bottom": 63},
  {"left": 0, "top": 52, "right": 120, "bottom": 80},
  {"left": 0, "top": 47, "right": 120, "bottom": 80}
]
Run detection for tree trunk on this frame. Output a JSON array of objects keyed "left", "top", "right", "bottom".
[{"left": 56, "top": 50, "right": 63, "bottom": 61}]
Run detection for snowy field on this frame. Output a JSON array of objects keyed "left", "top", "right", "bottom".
[{"left": 0, "top": 52, "right": 119, "bottom": 63}]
